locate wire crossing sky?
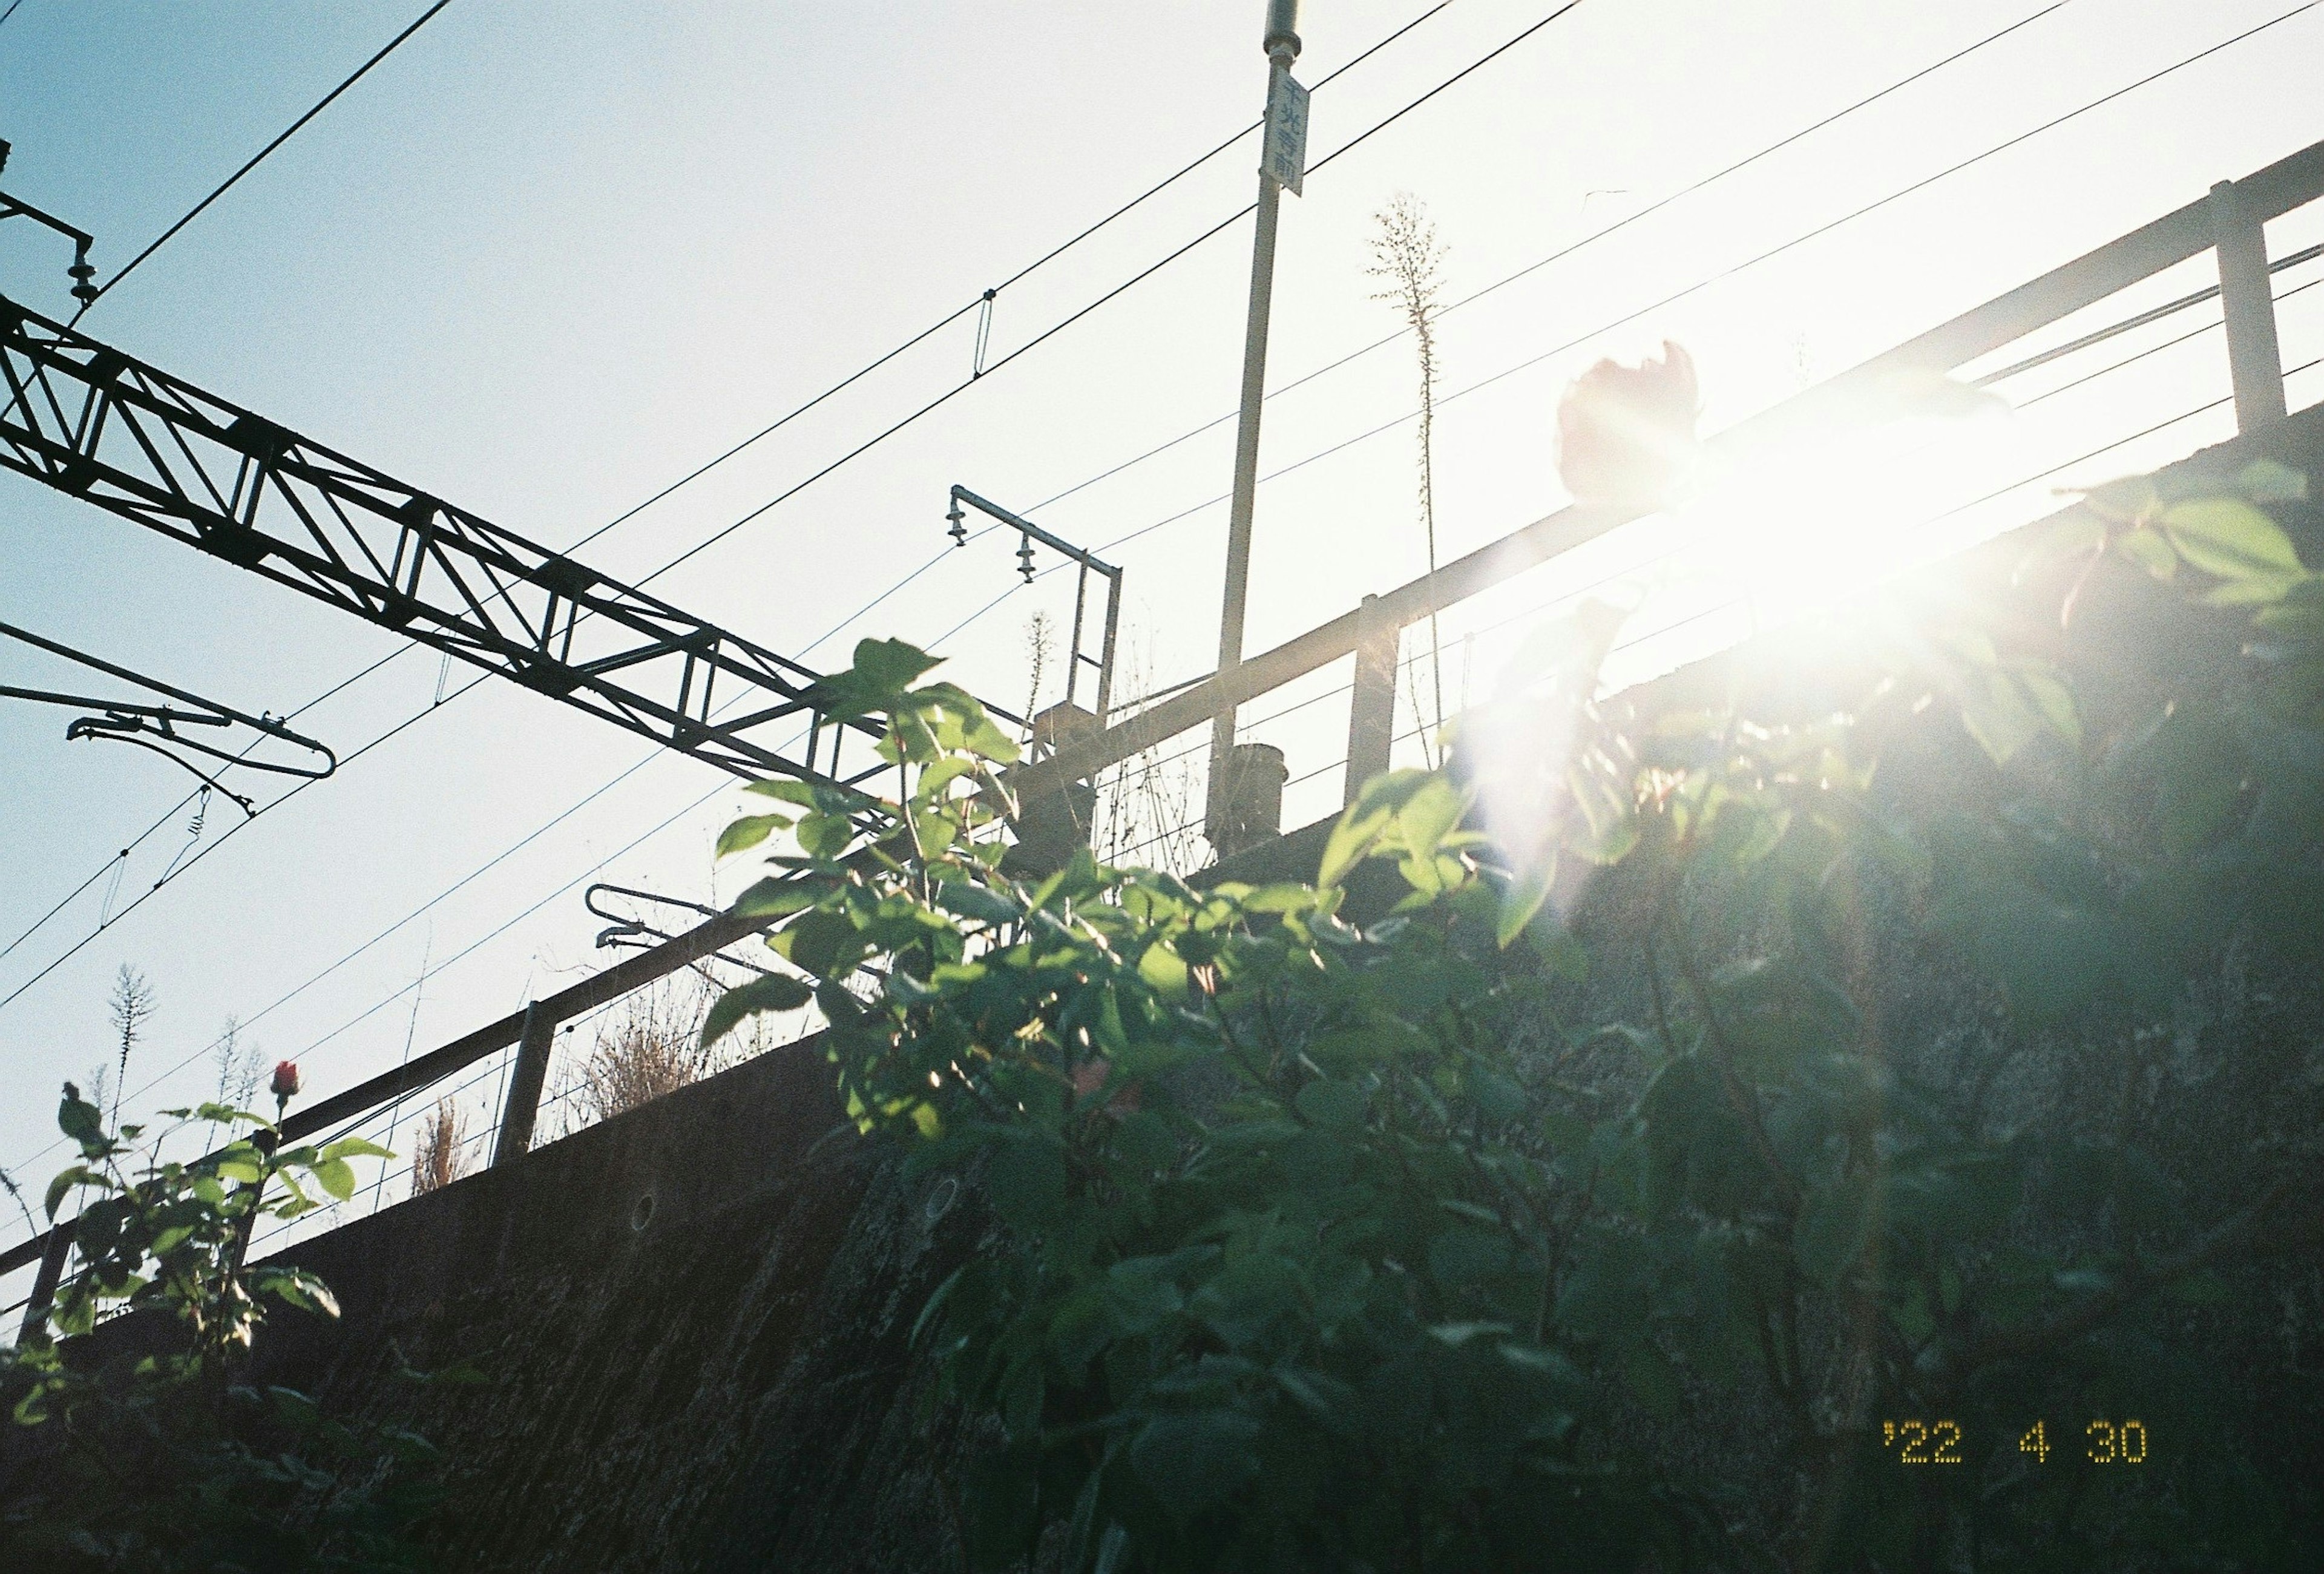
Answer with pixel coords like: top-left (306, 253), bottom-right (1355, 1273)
top-left (1, 0), bottom-right (2318, 1218)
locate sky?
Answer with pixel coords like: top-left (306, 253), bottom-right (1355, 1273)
top-left (2, 0), bottom-right (2321, 1273)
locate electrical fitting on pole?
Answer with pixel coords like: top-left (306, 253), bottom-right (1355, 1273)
top-left (1206, 0), bottom-right (1306, 851)
top-left (0, 142), bottom-right (100, 309)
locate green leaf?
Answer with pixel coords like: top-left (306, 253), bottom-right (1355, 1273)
top-left (1396, 774), bottom-right (1471, 864)
top-left (1128, 1411), bottom-right (1262, 1517)
top-left (717, 813), bottom-right (792, 858)
top-left (2237, 458), bottom-right (2308, 504)
top-left (699, 972), bottom-right (814, 1047)
top-left (1190, 1254), bottom-right (1301, 1348)
top-left (43, 1165), bottom-right (96, 1219)
top-left (214, 1147), bottom-right (267, 1185)
top-left (310, 1156), bottom-right (358, 1202)
top-left (744, 778), bottom-right (822, 807)
top-left (934, 881), bottom-right (1020, 925)
top-left (56, 1092), bottom-right (103, 1147)
top-left (853, 637), bottom-right (945, 698)
top-left (2161, 497), bottom-right (2305, 586)
top-left (984, 1132), bottom-right (1068, 1230)
top-left (2116, 526), bottom-right (2178, 579)
top-left (2079, 473), bottom-right (2161, 526)
top-left (1103, 1256), bottom-right (1187, 1337)
top-left (1137, 941), bottom-right (1189, 1000)
top-left (1497, 856), bottom-right (1555, 949)
top-left (1319, 769), bottom-right (1432, 888)
top-left (318, 1137), bottom-right (393, 1162)
top-left (769, 907), bottom-right (861, 978)
top-left (730, 876), bottom-right (824, 920)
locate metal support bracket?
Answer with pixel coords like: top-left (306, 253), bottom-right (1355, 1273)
top-left (944, 484), bottom-right (1121, 721)
top-left (491, 1002), bottom-right (560, 1166)
top-left (1344, 593), bottom-right (1399, 805)
top-left (2213, 178), bottom-right (2288, 431)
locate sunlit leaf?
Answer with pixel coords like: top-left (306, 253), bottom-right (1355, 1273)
top-left (699, 971), bottom-right (815, 1047)
top-left (2162, 497), bottom-right (2305, 585)
top-left (716, 813), bottom-right (792, 858)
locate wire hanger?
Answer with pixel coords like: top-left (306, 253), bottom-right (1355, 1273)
top-left (0, 618), bottom-right (335, 816)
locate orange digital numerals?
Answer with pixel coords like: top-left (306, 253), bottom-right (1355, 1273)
top-left (2019, 1418), bottom-right (2148, 1464)
top-left (1880, 1420), bottom-right (1964, 1464)
top-left (2085, 1418), bottom-right (2148, 1464)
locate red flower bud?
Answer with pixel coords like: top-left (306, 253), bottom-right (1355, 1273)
top-left (270, 1060), bottom-right (301, 1101)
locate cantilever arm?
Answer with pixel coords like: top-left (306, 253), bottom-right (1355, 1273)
top-left (0, 619), bottom-right (337, 803)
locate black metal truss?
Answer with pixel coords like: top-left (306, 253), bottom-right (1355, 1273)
top-left (0, 292), bottom-right (957, 787)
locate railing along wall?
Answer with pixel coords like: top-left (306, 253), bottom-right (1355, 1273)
top-left (4, 903), bottom-right (777, 1336)
top-left (1013, 137), bottom-right (2324, 819)
top-left (8, 136), bottom-right (2324, 1333)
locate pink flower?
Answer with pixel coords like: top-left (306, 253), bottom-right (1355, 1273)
top-left (270, 1061), bottom-right (301, 1101)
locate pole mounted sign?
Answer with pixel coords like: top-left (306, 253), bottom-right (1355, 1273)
top-left (1209, 0), bottom-right (1305, 844)
top-left (1263, 70), bottom-right (1308, 196)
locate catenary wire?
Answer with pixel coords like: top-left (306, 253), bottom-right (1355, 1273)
top-left (0, 534), bottom-right (985, 1172)
top-left (73, 0), bottom-right (458, 316)
top-left (625, 0), bottom-right (1597, 588)
top-left (1039, 0), bottom-right (2324, 585)
top-left (700, 0), bottom-right (2089, 661)
top-left (1, 0), bottom-right (2285, 1017)
top-left (0, 4), bottom-right (1464, 968)
top-left (0, 0), bottom-right (1584, 1023)
top-left (1107, 338), bottom-right (2324, 859)
top-left (1023, 0), bottom-right (2084, 519)
top-left (557, 1), bottom-right (1459, 563)
top-left (1, 3), bottom-right (2299, 1167)
top-left (11, 284), bottom-right (2320, 1233)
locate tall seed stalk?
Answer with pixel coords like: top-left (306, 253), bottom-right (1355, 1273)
top-left (1367, 193), bottom-right (1449, 767)
top-left (1023, 610), bottom-right (1055, 741)
top-left (106, 963), bottom-right (156, 1128)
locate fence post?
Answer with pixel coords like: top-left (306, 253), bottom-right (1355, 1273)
top-left (1344, 593), bottom-right (1399, 805)
top-left (18, 1219), bottom-right (73, 1343)
top-left (491, 1002), bottom-right (559, 1167)
top-left (2213, 179), bottom-right (2287, 431)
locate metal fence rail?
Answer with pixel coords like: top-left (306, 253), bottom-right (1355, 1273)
top-left (1011, 137), bottom-right (2324, 813)
top-left (2, 899), bottom-right (779, 1311)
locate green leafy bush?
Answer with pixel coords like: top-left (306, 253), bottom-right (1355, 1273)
top-left (2, 1084), bottom-right (451, 1571)
top-left (706, 465), bottom-right (2323, 1571)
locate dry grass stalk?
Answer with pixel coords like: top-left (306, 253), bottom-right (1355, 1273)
top-left (576, 974), bottom-right (726, 1124)
top-left (1367, 191), bottom-right (1451, 767)
top-left (1090, 630), bottom-right (1204, 873)
top-left (411, 1098), bottom-right (470, 1196)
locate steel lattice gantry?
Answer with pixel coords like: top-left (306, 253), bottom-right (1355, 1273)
top-left (0, 292), bottom-right (932, 788)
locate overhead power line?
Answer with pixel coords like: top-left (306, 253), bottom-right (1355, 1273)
top-left (905, 4), bottom-right (2324, 661)
top-left (639, 0), bottom-right (1597, 585)
top-left (563, 1), bottom-right (1459, 562)
top-left (1025, 0), bottom-right (2085, 519)
top-left (0, 2), bottom-right (1567, 987)
top-left (3, 2), bottom-right (2297, 1165)
top-left (1035, 0), bottom-right (2324, 580)
top-left (0, 4), bottom-right (1462, 974)
top-left (25, 252), bottom-right (2311, 1196)
top-left (0, 0), bottom-right (2184, 1014)
top-left (73, 0), bottom-right (458, 316)
top-left (726, 0), bottom-right (2089, 654)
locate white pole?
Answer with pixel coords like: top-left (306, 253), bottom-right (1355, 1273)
top-left (1207, 0), bottom-right (1302, 839)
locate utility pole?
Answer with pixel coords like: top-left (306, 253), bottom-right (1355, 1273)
top-left (1207, 0), bottom-right (1307, 839)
